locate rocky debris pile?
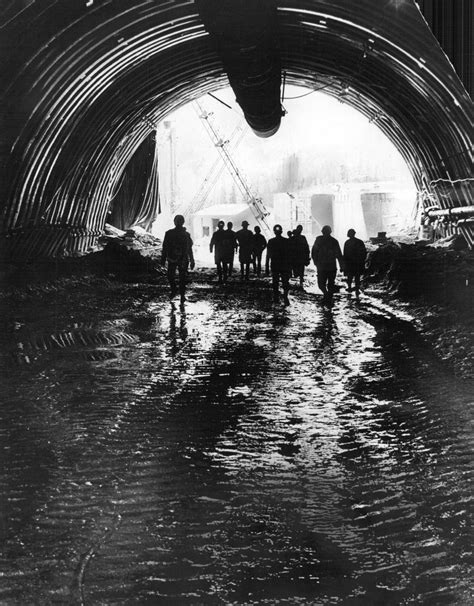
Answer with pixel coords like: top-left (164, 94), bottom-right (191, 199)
top-left (97, 225), bottom-right (166, 279)
top-left (366, 236), bottom-right (472, 310)
top-left (365, 235), bottom-right (473, 378)
top-left (427, 233), bottom-right (468, 250)
top-left (0, 226), bottom-right (166, 296)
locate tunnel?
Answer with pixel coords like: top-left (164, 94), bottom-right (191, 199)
top-left (0, 0), bottom-right (472, 261)
top-left (1, 3), bottom-right (474, 603)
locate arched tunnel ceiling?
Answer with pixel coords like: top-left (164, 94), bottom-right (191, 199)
top-left (0, 0), bottom-right (472, 259)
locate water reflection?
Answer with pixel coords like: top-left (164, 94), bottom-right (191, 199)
top-left (0, 279), bottom-right (471, 604)
top-left (168, 302), bottom-right (189, 356)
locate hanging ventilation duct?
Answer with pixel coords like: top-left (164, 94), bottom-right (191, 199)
top-left (196, 0), bottom-right (283, 138)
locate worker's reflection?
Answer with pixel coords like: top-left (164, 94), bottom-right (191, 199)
top-left (168, 302), bottom-right (188, 356)
top-left (311, 307), bottom-right (336, 369)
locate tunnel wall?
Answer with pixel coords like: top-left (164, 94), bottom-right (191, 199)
top-left (0, 0), bottom-right (472, 261)
top-left (418, 0), bottom-right (472, 97)
top-left (108, 131), bottom-right (160, 232)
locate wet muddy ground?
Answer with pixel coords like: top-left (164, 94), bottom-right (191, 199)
top-left (0, 268), bottom-right (472, 605)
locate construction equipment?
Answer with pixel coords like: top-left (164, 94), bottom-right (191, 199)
top-left (182, 121), bottom-right (246, 220)
top-left (189, 99), bottom-right (271, 231)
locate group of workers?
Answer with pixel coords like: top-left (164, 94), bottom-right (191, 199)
top-left (161, 215), bottom-right (367, 306)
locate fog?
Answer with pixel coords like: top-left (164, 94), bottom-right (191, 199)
top-left (154, 85), bottom-right (416, 242)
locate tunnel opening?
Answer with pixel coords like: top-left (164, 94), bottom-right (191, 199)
top-left (0, 0), bottom-right (472, 264)
top-left (148, 84), bottom-right (417, 260)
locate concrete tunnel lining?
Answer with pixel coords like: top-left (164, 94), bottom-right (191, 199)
top-left (0, 0), bottom-right (472, 259)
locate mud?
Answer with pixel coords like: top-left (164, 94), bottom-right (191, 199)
top-left (0, 269), bottom-right (472, 605)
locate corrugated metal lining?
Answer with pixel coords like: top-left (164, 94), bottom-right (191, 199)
top-left (0, 0), bottom-right (472, 260)
top-left (418, 0), bottom-right (472, 96)
top-left (108, 130), bottom-right (160, 231)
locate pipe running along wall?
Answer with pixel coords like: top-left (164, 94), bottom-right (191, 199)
top-left (0, 0), bottom-right (472, 260)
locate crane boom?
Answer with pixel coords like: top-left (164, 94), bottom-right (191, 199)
top-left (182, 123), bottom-right (246, 219)
top-left (193, 100), bottom-right (271, 231)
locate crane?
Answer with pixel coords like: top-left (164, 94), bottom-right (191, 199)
top-left (181, 120), bottom-right (246, 220)
top-left (188, 99), bottom-right (271, 231)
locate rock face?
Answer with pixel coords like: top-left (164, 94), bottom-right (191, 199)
top-left (1, 227), bottom-right (166, 292)
top-left (366, 239), bottom-right (473, 311)
top-left (365, 239), bottom-right (474, 378)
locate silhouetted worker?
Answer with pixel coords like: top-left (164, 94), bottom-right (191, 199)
top-left (226, 221), bottom-right (237, 275)
top-left (210, 220), bottom-right (232, 284)
top-left (161, 214), bottom-right (195, 303)
top-left (252, 225), bottom-right (267, 276)
top-left (343, 228), bottom-right (367, 299)
top-left (311, 225), bottom-right (343, 305)
top-left (236, 220), bottom-right (254, 280)
top-left (266, 224), bottom-right (291, 306)
top-left (292, 224), bottom-right (311, 289)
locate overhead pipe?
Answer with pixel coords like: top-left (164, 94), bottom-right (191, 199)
top-left (425, 205), bottom-right (474, 219)
top-left (196, 0), bottom-right (283, 138)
